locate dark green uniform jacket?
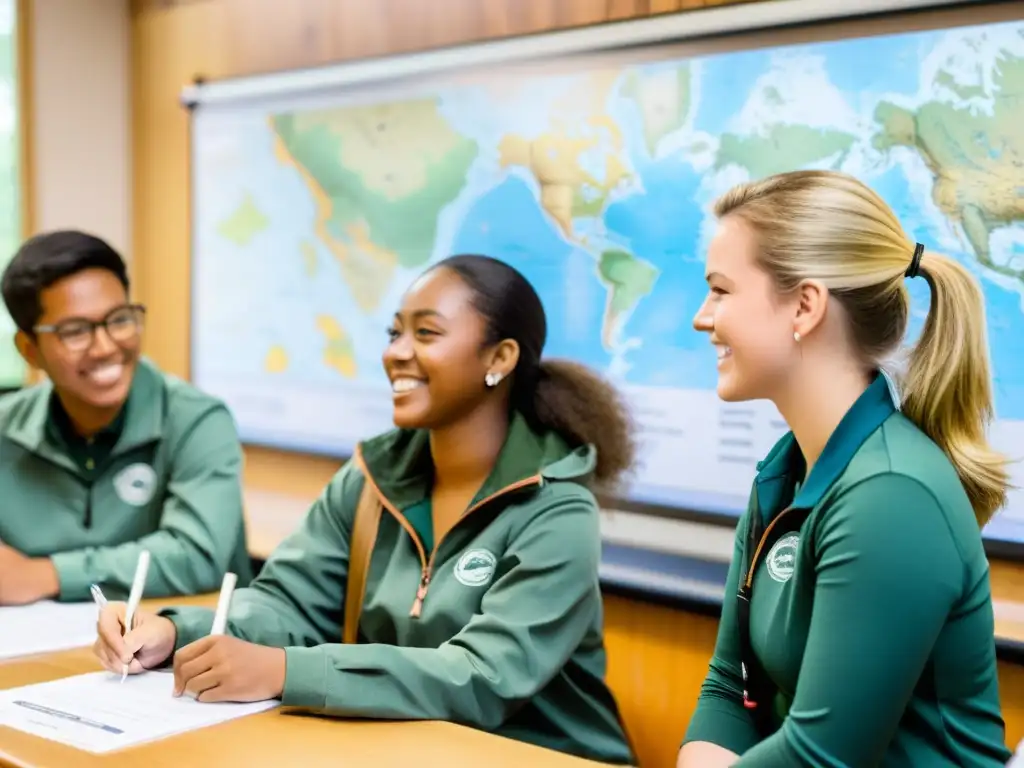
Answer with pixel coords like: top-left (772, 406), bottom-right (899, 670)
top-left (0, 358), bottom-right (252, 601)
top-left (684, 374), bottom-right (1011, 766)
top-left (164, 413), bottom-right (634, 765)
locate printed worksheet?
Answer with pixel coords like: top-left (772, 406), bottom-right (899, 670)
top-left (0, 601), bottom-right (99, 660)
top-left (0, 670), bottom-right (279, 753)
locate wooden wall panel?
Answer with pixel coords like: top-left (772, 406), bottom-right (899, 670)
top-left (603, 596), bottom-right (719, 767)
top-left (129, 1), bottom-right (1024, 766)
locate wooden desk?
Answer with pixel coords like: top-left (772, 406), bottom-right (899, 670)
top-left (0, 650), bottom-right (603, 768)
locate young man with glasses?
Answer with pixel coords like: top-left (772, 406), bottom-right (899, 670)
top-left (0, 230), bottom-right (252, 605)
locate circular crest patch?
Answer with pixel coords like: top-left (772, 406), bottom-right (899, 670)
top-left (766, 533), bottom-right (800, 583)
top-left (113, 463), bottom-right (157, 507)
top-left (454, 549), bottom-right (497, 587)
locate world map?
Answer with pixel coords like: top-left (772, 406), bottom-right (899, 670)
top-left (191, 18), bottom-right (1024, 542)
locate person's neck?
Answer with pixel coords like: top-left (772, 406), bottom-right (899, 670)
top-left (429, 405), bottom-right (509, 489)
top-left (57, 392), bottom-right (122, 439)
top-left (773, 364), bottom-right (872, 479)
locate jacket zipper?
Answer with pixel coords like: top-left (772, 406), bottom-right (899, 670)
top-left (83, 489), bottom-right (93, 529)
top-left (355, 449), bottom-right (543, 618)
top-left (410, 474), bottom-right (543, 617)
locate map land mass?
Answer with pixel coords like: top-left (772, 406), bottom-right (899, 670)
top-left (716, 123), bottom-right (857, 178)
top-left (598, 249), bottom-right (660, 348)
top-left (620, 64), bottom-right (692, 156)
top-left (873, 53), bottom-right (1024, 281)
top-left (498, 70), bottom-right (631, 237)
top-left (271, 99), bottom-right (479, 310)
top-left (218, 194), bottom-right (269, 245)
top-left (264, 345), bottom-right (289, 373)
top-left (316, 315), bottom-right (357, 378)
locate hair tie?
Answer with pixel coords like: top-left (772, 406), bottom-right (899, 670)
top-left (905, 242), bottom-right (924, 279)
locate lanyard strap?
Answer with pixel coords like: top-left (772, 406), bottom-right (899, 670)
top-left (737, 506), bottom-right (810, 736)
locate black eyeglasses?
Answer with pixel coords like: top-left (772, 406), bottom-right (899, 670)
top-left (34, 304), bottom-right (147, 353)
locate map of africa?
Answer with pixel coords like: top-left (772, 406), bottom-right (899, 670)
top-left (191, 18), bottom-right (1024, 544)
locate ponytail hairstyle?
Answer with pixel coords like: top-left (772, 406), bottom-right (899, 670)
top-left (434, 255), bottom-right (637, 490)
top-left (713, 170), bottom-right (1010, 525)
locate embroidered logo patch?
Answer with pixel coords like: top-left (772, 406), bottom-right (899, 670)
top-left (766, 533), bottom-right (799, 583)
top-left (453, 549), bottom-right (497, 587)
top-left (113, 463), bottom-right (157, 507)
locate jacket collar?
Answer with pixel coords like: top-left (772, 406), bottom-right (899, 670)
top-left (356, 410), bottom-right (597, 511)
top-left (754, 372), bottom-right (897, 521)
top-left (4, 358), bottom-right (166, 473)
top-left (47, 392), bottom-right (126, 448)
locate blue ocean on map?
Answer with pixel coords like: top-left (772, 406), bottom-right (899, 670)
top-left (603, 158), bottom-right (716, 389)
top-left (451, 176), bottom-right (614, 373)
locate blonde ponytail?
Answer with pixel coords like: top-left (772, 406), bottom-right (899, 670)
top-left (902, 251), bottom-right (1010, 525)
top-left (713, 170), bottom-right (1011, 526)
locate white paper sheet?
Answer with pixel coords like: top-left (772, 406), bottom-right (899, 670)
top-left (0, 670), bottom-right (279, 753)
top-left (0, 601), bottom-right (99, 660)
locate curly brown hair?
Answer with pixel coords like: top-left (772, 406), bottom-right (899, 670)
top-left (533, 358), bottom-right (637, 490)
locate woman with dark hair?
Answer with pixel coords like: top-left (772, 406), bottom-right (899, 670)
top-left (93, 254), bottom-right (637, 765)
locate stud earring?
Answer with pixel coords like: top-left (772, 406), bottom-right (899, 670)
top-left (793, 332), bottom-right (801, 342)
top-left (485, 372), bottom-right (503, 388)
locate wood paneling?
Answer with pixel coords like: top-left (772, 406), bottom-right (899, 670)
top-left (130, 1), bottom-right (1024, 766)
top-left (603, 596), bottom-right (718, 767)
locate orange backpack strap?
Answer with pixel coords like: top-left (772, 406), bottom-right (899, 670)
top-left (342, 474), bottom-right (383, 644)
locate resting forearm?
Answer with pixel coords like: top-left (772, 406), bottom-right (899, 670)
top-left (678, 741), bottom-right (739, 767)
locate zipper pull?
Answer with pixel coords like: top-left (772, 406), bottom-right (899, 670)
top-left (410, 571), bottom-right (430, 618)
top-left (741, 662), bottom-right (757, 709)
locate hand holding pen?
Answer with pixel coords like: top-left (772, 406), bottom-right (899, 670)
top-left (171, 572), bottom-right (286, 703)
top-left (92, 568), bottom-right (241, 685)
top-left (92, 550), bottom-right (177, 677)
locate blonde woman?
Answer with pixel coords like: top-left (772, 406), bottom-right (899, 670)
top-left (678, 170), bottom-right (1012, 767)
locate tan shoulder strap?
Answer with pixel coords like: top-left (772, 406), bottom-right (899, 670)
top-left (343, 474), bottom-right (383, 644)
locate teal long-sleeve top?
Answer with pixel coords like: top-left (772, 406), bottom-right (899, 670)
top-left (683, 375), bottom-right (1011, 767)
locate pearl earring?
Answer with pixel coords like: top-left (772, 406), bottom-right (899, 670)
top-left (793, 332), bottom-right (801, 342)
top-left (485, 372), bottom-right (502, 388)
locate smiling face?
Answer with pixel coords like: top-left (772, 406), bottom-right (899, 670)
top-left (693, 216), bottom-right (800, 402)
top-left (382, 267), bottom-right (516, 430)
top-left (18, 267), bottom-right (142, 413)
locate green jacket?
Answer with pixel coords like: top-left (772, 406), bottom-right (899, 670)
top-left (164, 413), bottom-right (634, 765)
top-left (683, 374), bottom-right (1011, 766)
top-left (0, 358), bottom-right (252, 601)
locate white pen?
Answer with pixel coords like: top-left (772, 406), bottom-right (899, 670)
top-left (121, 550), bottom-right (151, 683)
top-left (89, 583), bottom-right (108, 609)
top-left (209, 572), bottom-right (238, 636)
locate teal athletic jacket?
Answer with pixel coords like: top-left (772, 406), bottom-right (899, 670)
top-left (163, 412), bottom-right (635, 765)
top-left (0, 358), bottom-right (252, 600)
top-left (684, 373), bottom-right (1011, 766)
